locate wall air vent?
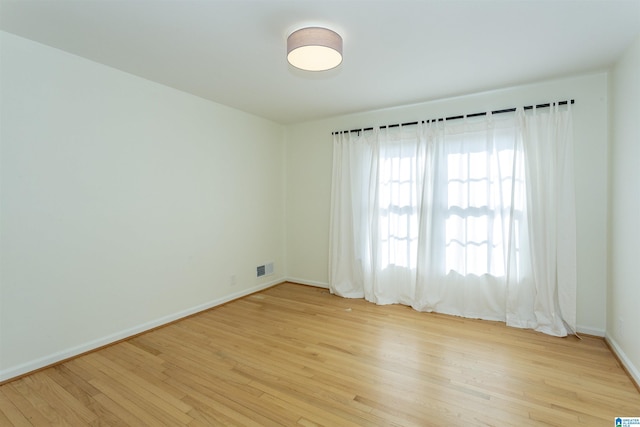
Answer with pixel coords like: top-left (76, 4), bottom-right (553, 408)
top-left (257, 262), bottom-right (274, 278)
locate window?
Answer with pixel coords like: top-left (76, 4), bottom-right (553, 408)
top-left (377, 123), bottom-right (524, 278)
top-left (378, 151), bottom-right (420, 270)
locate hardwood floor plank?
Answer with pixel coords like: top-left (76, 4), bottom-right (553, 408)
top-left (0, 388), bottom-right (34, 427)
top-left (21, 373), bottom-right (97, 425)
top-left (164, 375), bottom-right (289, 427)
top-left (90, 352), bottom-right (191, 414)
top-left (87, 377), bottom-right (171, 426)
top-left (5, 379), bottom-right (70, 426)
top-left (89, 391), bottom-right (147, 426)
top-left (182, 394), bottom-right (253, 427)
top-left (1, 282), bottom-right (638, 426)
top-left (236, 364), bottom-right (385, 426)
top-left (81, 354), bottom-right (194, 424)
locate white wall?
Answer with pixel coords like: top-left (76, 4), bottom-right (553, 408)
top-left (608, 33), bottom-right (640, 384)
top-left (286, 73), bottom-right (610, 337)
top-left (0, 32), bottom-right (285, 381)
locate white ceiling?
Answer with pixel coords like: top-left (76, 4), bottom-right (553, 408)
top-left (1, 0), bottom-right (639, 124)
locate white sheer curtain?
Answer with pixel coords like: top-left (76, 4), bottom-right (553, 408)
top-left (329, 104), bottom-right (576, 336)
top-left (517, 104), bottom-right (576, 335)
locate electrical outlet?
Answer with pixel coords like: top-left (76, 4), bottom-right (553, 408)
top-left (230, 275), bottom-right (236, 287)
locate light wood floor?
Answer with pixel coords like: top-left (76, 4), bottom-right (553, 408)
top-left (1, 282), bottom-right (638, 426)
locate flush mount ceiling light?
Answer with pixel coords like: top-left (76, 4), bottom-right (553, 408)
top-left (287, 27), bottom-right (343, 71)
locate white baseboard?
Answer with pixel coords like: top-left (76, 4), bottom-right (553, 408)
top-left (8, 277), bottom-right (620, 387)
top-left (605, 333), bottom-right (640, 388)
top-left (576, 325), bottom-right (605, 337)
top-left (0, 278), bottom-right (283, 383)
top-left (286, 277), bottom-right (329, 289)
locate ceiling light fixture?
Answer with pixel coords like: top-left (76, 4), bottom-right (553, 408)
top-left (287, 27), bottom-right (343, 71)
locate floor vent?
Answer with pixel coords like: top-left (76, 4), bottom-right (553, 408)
top-left (257, 262), bottom-right (274, 278)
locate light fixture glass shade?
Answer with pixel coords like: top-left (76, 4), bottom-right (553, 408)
top-left (287, 27), bottom-right (343, 71)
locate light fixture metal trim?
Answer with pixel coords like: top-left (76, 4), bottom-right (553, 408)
top-left (287, 27), bottom-right (343, 71)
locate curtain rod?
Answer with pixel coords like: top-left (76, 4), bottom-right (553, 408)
top-left (331, 99), bottom-right (575, 135)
